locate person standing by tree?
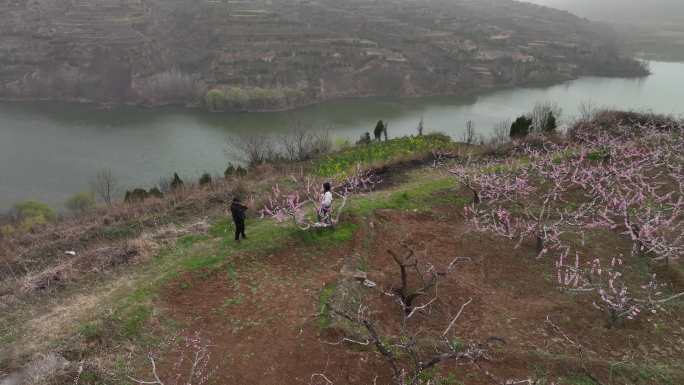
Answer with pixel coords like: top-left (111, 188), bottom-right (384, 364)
top-left (319, 182), bottom-right (333, 225)
top-left (230, 197), bottom-right (248, 242)
top-left (374, 120), bottom-right (385, 141)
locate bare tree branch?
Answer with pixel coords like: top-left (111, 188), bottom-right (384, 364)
top-left (442, 298), bottom-right (473, 338)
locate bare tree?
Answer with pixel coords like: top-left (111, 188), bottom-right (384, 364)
top-left (328, 244), bottom-right (486, 385)
top-left (491, 119), bottom-right (511, 145)
top-left (462, 120), bottom-right (476, 145)
top-left (226, 135), bottom-right (278, 167)
top-left (90, 168), bottom-right (118, 207)
top-left (530, 102), bottom-right (562, 133)
top-left (127, 333), bottom-right (216, 385)
top-left (387, 246), bottom-right (438, 315)
top-left (577, 100), bottom-right (598, 123)
top-left (280, 130), bottom-right (332, 161)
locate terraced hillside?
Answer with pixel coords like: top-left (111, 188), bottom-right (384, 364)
top-left (0, 0), bottom-right (646, 109)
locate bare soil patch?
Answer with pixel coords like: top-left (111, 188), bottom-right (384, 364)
top-left (159, 206), bottom-right (684, 384)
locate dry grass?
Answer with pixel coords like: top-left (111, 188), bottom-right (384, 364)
top-left (0, 163), bottom-right (299, 294)
top-left (5, 274), bottom-right (135, 368)
top-left (0, 161), bottom-right (320, 376)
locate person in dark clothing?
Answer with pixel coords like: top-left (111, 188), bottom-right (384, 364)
top-left (374, 120), bottom-right (385, 141)
top-left (230, 197), bottom-right (248, 241)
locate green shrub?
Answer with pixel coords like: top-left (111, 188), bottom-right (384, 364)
top-left (225, 87), bottom-right (249, 110)
top-left (224, 164), bottom-right (236, 178)
top-left (18, 215), bottom-right (49, 232)
top-left (205, 89), bottom-right (227, 111)
top-left (8, 200), bottom-right (55, 233)
top-left (13, 200), bottom-right (56, 222)
top-left (0, 224), bottom-right (15, 237)
top-left (356, 132), bottom-right (372, 145)
top-left (124, 188), bottom-right (149, 203)
top-left (148, 187), bottom-right (164, 199)
top-left (65, 192), bottom-right (96, 213)
top-left (220, 86), bottom-right (304, 110)
top-left (235, 166), bottom-right (247, 177)
top-left (587, 148), bottom-right (610, 162)
top-left (199, 172), bottom-right (212, 186)
top-left (510, 115), bottom-right (532, 138)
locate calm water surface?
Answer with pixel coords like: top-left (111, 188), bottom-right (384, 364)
top-left (1, 61), bottom-right (683, 210)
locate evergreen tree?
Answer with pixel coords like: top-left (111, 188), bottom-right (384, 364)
top-left (543, 113), bottom-right (557, 133)
top-left (148, 187), bottom-right (164, 199)
top-left (510, 115), bottom-right (532, 138)
top-left (199, 172), bottom-right (212, 186)
top-left (170, 172), bottom-right (184, 190)
top-left (224, 164), bottom-right (236, 179)
top-left (125, 188), bottom-right (149, 203)
top-left (235, 166), bottom-right (247, 177)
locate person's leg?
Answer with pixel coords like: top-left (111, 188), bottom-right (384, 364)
top-left (240, 220), bottom-right (247, 238)
top-left (234, 220), bottom-right (241, 241)
top-left (322, 207), bottom-right (331, 224)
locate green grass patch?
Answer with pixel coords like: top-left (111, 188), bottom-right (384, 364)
top-left (350, 177), bottom-right (460, 216)
top-left (118, 304), bottom-right (152, 338)
top-left (78, 321), bottom-right (105, 341)
top-left (208, 217), bottom-right (234, 238)
top-left (180, 253), bottom-right (225, 271)
top-left (609, 362), bottom-right (678, 385)
top-left (561, 374), bottom-right (598, 385)
top-left (318, 283), bottom-right (337, 329)
top-left (177, 234), bottom-right (210, 248)
top-left (314, 134), bottom-right (456, 177)
top-left (418, 368), bottom-right (463, 385)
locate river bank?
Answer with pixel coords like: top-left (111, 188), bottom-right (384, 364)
top-left (0, 61), bottom-right (681, 211)
top-left (0, 65), bottom-right (648, 113)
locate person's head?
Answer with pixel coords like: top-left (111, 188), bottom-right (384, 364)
top-left (323, 182), bottom-right (331, 192)
top-left (233, 196), bottom-right (241, 203)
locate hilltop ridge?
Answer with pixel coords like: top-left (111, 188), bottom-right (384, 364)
top-left (0, 0), bottom-right (646, 110)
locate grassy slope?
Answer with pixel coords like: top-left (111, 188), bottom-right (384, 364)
top-left (2, 134), bottom-right (683, 384)
top-left (0, 136), bottom-right (463, 380)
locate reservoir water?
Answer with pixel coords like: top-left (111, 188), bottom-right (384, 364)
top-left (1, 61), bottom-right (683, 211)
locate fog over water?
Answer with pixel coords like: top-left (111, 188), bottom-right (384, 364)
top-left (1, 61), bottom-right (684, 211)
top-left (525, 0), bottom-right (684, 23)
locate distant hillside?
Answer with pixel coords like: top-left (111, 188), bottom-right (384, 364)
top-left (0, 0), bottom-right (647, 110)
top-left (529, 0), bottom-right (684, 61)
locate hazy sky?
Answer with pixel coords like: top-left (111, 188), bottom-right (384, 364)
top-left (524, 0), bottom-right (684, 24)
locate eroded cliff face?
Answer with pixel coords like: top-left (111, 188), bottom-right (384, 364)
top-left (0, 0), bottom-right (646, 109)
